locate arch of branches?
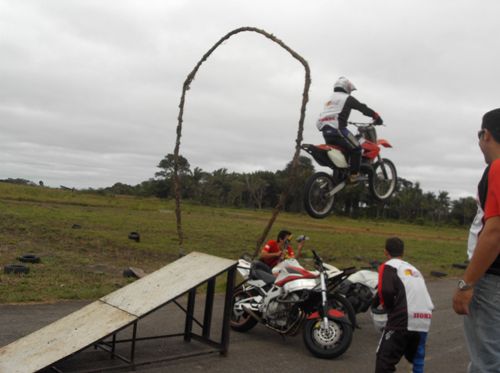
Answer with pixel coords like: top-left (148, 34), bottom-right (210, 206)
top-left (173, 26), bottom-right (311, 257)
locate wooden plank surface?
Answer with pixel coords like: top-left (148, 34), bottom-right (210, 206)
top-left (101, 251), bottom-right (236, 316)
top-left (0, 252), bottom-right (236, 373)
top-left (0, 301), bottom-right (136, 373)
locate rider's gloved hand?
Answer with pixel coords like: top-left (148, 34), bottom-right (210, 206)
top-left (373, 115), bottom-right (383, 125)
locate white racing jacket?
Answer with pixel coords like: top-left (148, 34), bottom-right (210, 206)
top-left (317, 91), bottom-right (378, 131)
top-left (378, 258), bottom-right (434, 332)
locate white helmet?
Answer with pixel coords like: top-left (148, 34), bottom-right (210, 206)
top-left (334, 77), bottom-right (357, 94)
top-left (370, 304), bottom-right (387, 333)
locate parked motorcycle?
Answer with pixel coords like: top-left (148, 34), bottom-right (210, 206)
top-left (337, 269), bottom-right (378, 314)
top-left (235, 255), bottom-right (357, 328)
top-left (231, 250), bottom-right (354, 359)
top-left (301, 121), bottom-right (397, 219)
top-left (338, 268), bottom-right (388, 332)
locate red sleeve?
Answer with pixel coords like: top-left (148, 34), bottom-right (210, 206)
top-left (485, 159), bottom-right (500, 220)
top-left (262, 241), bottom-right (275, 253)
top-left (286, 246), bottom-right (295, 258)
top-left (377, 263), bottom-right (386, 306)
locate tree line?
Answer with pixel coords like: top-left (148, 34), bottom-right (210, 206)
top-left (92, 154), bottom-right (478, 227)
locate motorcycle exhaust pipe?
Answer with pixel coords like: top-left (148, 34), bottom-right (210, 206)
top-left (242, 306), bottom-right (263, 323)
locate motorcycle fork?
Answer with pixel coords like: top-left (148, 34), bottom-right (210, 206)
top-left (377, 155), bottom-right (389, 179)
top-left (319, 272), bottom-right (330, 330)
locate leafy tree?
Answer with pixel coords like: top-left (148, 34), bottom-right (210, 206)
top-left (155, 154), bottom-right (191, 179)
top-left (278, 156), bottom-right (315, 212)
top-left (155, 153), bottom-right (192, 198)
top-left (450, 197), bottom-right (477, 226)
top-left (245, 172), bottom-right (268, 209)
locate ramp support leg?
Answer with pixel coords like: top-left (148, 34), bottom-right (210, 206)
top-left (130, 321), bottom-right (138, 362)
top-left (111, 333), bottom-right (116, 357)
top-left (202, 277), bottom-right (216, 338)
top-left (184, 288), bottom-right (196, 342)
top-left (220, 267), bottom-right (236, 356)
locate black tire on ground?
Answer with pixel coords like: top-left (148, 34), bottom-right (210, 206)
top-left (369, 158), bottom-right (397, 201)
top-left (327, 293), bottom-right (357, 329)
top-left (123, 268), bottom-right (136, 278)
top-left (18, 254), bottom-right (41, 264)
top-left (304, 172), bottom-right (336, 219)
top-left (230, 288), bottom-right (259, 332)
top-left (128, 232), bottom-right (140, 242)
top-left (4, 264), bottom-right (30, 275)
top-left (303, 316), bottom-right (353, 359)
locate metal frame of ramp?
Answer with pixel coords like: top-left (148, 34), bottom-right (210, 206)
top-left (0, 252), bottom-right (237, 373)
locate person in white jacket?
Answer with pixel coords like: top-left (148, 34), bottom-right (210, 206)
top-left (317, 77), bottom-right (383, 183)
top-left (375, 237), bottom-right (434, 373)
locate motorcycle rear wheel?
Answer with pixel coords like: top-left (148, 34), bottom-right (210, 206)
top-left (304, 172), bottom-right (336, 219)
top-left (230, 288), bottom-right (258, 332)
top-left (369, 158), bottom-right (397, 201)
top-left (303, 316), bottom-right (353, 359)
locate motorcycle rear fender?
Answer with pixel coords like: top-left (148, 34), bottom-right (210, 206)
top-left (377, 138), bottom-right (392, 148)
top-left (307, 308), bottom-right (346, 321)
top-left (301, 144), bottom-right (337, 168)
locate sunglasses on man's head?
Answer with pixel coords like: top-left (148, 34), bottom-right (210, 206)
top-left (478, 129), bottom-right (486, 139)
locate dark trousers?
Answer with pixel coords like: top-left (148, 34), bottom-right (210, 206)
top-left (375, 329), bottom-right (427, 373)
top-left (250, 260), bottom-right (275, 284)
top-left (322, 127), bottom-right (361, 175)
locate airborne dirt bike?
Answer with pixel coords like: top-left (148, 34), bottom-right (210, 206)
top-left (301, 121), bottom-right (397, 219)
top-left (231, 250), bottom-right (355, 359)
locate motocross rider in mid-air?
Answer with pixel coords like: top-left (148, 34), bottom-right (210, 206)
top-left (317, 77), bottom-right (383, 183)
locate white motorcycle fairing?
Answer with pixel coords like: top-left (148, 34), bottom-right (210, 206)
top-left (327, 148), bottom-right (349, 168)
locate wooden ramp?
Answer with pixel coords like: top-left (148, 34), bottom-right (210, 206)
top-left (0, 252), bottom-right (237, 373)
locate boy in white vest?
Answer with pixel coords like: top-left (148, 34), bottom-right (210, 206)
top-left (375, 237), bottom-right (434, 373)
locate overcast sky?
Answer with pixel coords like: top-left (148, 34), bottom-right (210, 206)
top-left (1, 0), bottom-right (499, 199)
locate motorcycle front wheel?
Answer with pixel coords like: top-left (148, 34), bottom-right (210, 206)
top-left (230, 287), bottom-right (258, 332)
top-left (303, 316), bottom-right (353, 359)
top-left (304, 172), bottom-right (336, 219)
top-left (369, 158), bottom-right (397, 201)
top-left (327, 293), bottom-right (357, 329)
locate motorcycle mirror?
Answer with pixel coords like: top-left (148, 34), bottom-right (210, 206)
top-left (296, 235), bottom-right (309, 243)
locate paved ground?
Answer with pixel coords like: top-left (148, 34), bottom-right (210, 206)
top-left (0, 278), bottom-right (469, 372)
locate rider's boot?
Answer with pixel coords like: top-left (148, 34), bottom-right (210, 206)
top-left (348, 173), bottom-right (361, 184)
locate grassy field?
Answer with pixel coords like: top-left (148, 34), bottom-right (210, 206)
top-left (0, 182), bottom-right (469, 303)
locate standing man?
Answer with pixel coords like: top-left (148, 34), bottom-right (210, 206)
top-left (375, 237), bottom-right (434, 373)
top-left (453, 108), bottom-right (500, 372)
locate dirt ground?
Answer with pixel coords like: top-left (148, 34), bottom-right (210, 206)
top-left (0, 278), bottom-right (469, 373)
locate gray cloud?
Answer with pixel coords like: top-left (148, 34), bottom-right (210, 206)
top-left (1, 0), bottom-right (499, 197)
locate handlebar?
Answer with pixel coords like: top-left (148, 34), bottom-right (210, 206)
top-left (311, 249), bottom-right (325, 270)
top-left (348, 121), bottom-right (385, 127)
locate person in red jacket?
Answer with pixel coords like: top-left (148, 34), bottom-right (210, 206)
top-left (375, 237), bottom-right (434, 373)
top-left (249, 230), bottom-right (306, 284)
top-left (259, 229), bottom-right (304, 269)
